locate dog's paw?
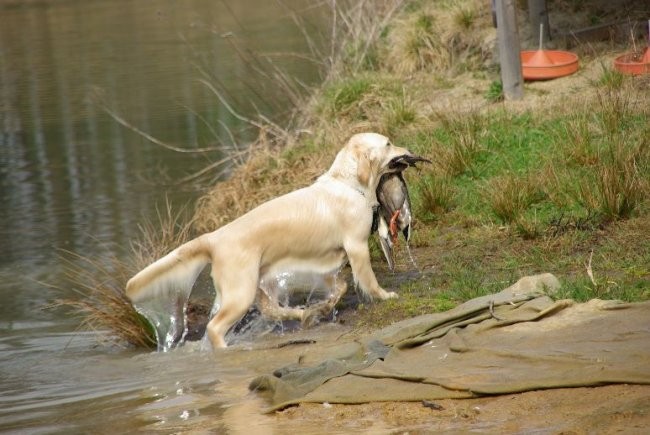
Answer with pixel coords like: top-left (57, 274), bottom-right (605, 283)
top-left (376, 289), bottom-right (398, 300)
top-left (301, 301), bottom-right (334, 328)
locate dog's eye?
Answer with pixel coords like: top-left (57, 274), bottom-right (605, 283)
top-left (386, 141), bottom-right (391, 147)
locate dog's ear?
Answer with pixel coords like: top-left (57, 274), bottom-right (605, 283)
top-left (356, 150), bottom-right (371, 187)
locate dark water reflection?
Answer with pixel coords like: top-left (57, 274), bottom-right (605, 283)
top-left (0, 325), bottom-right (238, 432)
top-left (0, 0), bottom-right (328, 321)
top-left (0, 1), bottom-right (331, 430)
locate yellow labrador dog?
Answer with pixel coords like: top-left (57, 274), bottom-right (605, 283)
top-left (126, 132), bottom-right (422, 349)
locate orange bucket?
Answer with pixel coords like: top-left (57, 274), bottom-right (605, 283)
top-left (521, 50), bottom-right (579, 80)
top-left (613, 47), bottom-right (650, 75)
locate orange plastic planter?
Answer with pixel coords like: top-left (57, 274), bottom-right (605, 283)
top-left (521, 50), bottom-right (579, 80)
top-left (613, 47), bottom-right (650, 75)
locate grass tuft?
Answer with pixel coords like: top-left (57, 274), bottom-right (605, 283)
top-left (453, 6), bottom-right (476, 30)
top-left (484, 173), bottom-right (545, 224)
top-left (49, 251), bottom-right (157, 349)
top-left (383, 0), bottom-right (490, 74)
top-left (432, 111), bottom-right (486, 177)
top-left (594, 64), bottom-right (624, 91)
top-left (485, 80), bottom-right (504, 103)
top-left (50, 201), bottom-right (194, 348)
top-left (575, 141), bottom-right (648, 221)
top-left (414, 173), bottom-right (456, 221)
top-left (381, 87), bottom-right (418, 136)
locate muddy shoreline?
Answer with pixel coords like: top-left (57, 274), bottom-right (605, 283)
top-left (274, 384), bottom-right (650, 433)
top-left (209, 310), bottom-right (650, 434)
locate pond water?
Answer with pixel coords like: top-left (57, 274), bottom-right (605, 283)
top-left (0, 0), bottom-right (334, 431)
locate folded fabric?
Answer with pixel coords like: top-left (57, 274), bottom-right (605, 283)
top-left (250, 274), bottom-right (650, 411)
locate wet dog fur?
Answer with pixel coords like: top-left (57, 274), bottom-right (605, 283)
top-left (126, 133), bottom-right (417, 349)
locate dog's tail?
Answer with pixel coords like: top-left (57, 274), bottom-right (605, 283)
top-left (126, 235), bottom-right (212, 304)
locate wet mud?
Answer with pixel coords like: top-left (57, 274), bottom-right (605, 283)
top-left (198, 321), bottom-right (650, 434)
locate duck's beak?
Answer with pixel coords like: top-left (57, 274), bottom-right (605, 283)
top-left (388, 154), bottom-right (431, 171)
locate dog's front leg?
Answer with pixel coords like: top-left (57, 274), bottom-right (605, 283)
top-left (345, 240), bottom-right (398, 300)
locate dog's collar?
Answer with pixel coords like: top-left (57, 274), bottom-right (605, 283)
top-left (319, 174), bottom-right (368, 199)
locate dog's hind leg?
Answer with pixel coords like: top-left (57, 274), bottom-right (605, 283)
top-left (256, 290), bottom-right (305, 321)
top-left (206, 268), bottom-right (258, 349)
top-left (301, 278), bottom-right (348, 327)
top-left (257, 275), bottom-right (348, 327)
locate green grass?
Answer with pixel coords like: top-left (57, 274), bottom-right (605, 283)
top-left (318, 73), bottom-right (410, 128)
top-left (64, 0), bottom-right (650, 346)
top-left (350, 77), bottom-right (649, 327)
top-left (214, 0), bottom-right (650, 332)
top-left (320, 75), bottom-right (374, 119)
top-left (401, 97), bottom-right (649, 230)
top-left (485, 80), bottom-right (504, 103)
top-left (555, 275), bottom-right (650, 303)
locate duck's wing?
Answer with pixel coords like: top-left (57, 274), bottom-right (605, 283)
top-left (377, 174), bottom-right (406, 219)
top-left (377, 215), bottom-right (395, 272)
top-left (396, 172), bottom-right (412, 242)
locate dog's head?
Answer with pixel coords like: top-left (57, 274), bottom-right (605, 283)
top-left (328, 133), bottom-right (429, 191)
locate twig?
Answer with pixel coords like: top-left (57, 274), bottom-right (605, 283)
top-left (100, 104), bottom-right (221, 154)
top-left (177, 102), bottom-right (227, 146)
top-left (197, 78), bottom-right (266, 129)
top-left (489, 300), bottom-right (504, 321)
top-left (275, 339), bottom-right (317, 348)
top-left (178, 150), bottom-right (249, 184)
top-left (586, 250), bottom-right (597, 286)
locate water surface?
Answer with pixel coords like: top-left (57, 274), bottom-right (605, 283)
top-left (0, 0), bottom-right (331, 431)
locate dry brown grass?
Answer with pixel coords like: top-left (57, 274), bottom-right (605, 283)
top-left (130, 199), bottom-right (196, 266)
top-left (50, 201), bottom-right (195, 348)
top-left (383, 0), bottom-right (492, 74)
top-left (323, 0), bottom-right (406, 77)
top-left (49, 251), bottom-right (156, 349)
top-left (192, 131), bottom-right (329, 232)
top-left (192, 0), bottom-right (407, 233)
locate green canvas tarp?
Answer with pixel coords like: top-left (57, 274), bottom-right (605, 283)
top-left (250, 274), bottom-right (650, 411)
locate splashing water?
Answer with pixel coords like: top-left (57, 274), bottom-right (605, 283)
top-left (224, 309), bottom-right (276, 347)
top-left (259, 269), bottom-right (340, 308)
top-left (133, 268), bottom-right (342, 351)
top-left (133, 292), bottom-right (191, 352)
top-left (405, 243), bottom-right (421, 273)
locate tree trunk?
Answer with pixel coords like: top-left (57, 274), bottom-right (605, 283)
top-left (495, 0), bottom-right (524, 100)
